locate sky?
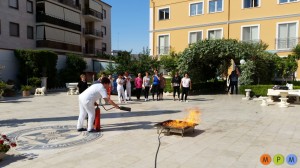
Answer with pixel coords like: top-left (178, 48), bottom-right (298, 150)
top-left (103, 0), bottom-right (149, 54)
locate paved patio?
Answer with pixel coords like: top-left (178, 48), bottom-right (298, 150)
top-left (1, 92), bottom-right (300, 168)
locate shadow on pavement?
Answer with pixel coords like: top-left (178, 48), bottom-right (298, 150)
top-left (0, 153), bottom-right (39, 167)
top-left (0, 110), bottom-right (181, 127)
top-left (101, 121), bottom-right (155, 132)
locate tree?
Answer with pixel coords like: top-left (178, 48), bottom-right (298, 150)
top-left (159, 51), bottom-right (179, 75)
top-left (239, 60), bottom-right (255, 85)
top-left (178, 39), bottom-right (240, 82)
top-left (58, 54), bottom-right (87, 84)
top-left (276, 55), bottom-right (298, 83)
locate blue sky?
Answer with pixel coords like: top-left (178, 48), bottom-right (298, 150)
top-left (103, 0), bottom-right (149, 54)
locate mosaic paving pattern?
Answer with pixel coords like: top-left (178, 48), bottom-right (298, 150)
top-left (7, 125), bottom-right (101, 151)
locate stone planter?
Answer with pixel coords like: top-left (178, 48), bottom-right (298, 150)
top-left (0, 152), bottom-right (6, 161)
top-left (22, 90), bottom-right (30, 97)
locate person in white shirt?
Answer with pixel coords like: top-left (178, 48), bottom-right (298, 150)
top-left (77, 77), bottom-right (120, 132)
top-left (143, 72), bottom-right (151, 101)
top-left (180, 73), bottom-right (192, 102)
top-left (124, 71), bottom-right (132, 101)
top-left (116, 74), bottom-right (126, 104)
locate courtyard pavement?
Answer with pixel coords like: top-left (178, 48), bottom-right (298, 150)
top-left (0, 92), bottom-right (300, 168)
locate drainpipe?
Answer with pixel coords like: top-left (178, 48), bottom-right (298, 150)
top-left (227, 0), bottom-right (230, 39)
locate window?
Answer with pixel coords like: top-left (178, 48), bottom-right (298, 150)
top-left (277, 22), bottom-right (298, 49)
top-left (243, 0), bottom-right (259, 8)
top-left (159, 8), bottom-right (170, 20)
top-left (279, 0), bottom-right (298, 3)
top-left (209, 0), bottom-right (223, 13)
top-left (27, 0), bottom-right (33, 13)
top-left (102, 9), bottom-right (106, 19)
top-left (102, 43), bottom-right (107, 51)
top-left (27, 26), bottom-right (34, 39)
top-left (9, 0), bottom-right (18, 9)
top-left (190, 2), bottom-right (204, 16)
top-left (242, 25), bottom-right (259, 42)
top-left (189, 31), bottom-right (202, 44)
top-left (101, 26), bottom-right (106, 35)
top-left (9, 22), bottom-right (19, 37)
top-left (158, 35), bottom-right (170, 55)
top-left (208, 29), bottom-right (222, 39)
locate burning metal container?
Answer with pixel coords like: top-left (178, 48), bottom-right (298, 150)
top-left (154, 108), bottom-right (201, 137)
top-left (154, 120), bottom-right (198, 137)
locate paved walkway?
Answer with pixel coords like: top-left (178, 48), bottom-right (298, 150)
top-left (1, 92), bottom-right (300, 168)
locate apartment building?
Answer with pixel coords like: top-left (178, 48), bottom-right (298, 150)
top-left (149, 0), bottom-right (300, 80)
top-left (0, 0), bottom-right (36, 49)
top-left (0, 0), bottom-right (111, 81)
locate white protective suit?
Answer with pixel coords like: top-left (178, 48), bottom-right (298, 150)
top-left (77, 83), bottom-right (107, 131)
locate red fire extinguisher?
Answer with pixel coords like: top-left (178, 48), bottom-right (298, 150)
top-left (94, 105), bottom-right (101, 131)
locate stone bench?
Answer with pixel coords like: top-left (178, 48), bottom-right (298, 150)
top-left (66, 83), bottom-right (78, 95)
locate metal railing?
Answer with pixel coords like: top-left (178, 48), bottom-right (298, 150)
top-left (82, 8), bottom-right (103, 20)
top-left (82, 28), bottom-right (103, 37)
top-left (275, 37), bottom-right (300, 50)
top-left (37, 40), bottom-right (82, 52)
top-left (82, 47), bottom-right (103, 55)
top-left (37, 0), bottom-right (81, 10)
top-left (157, 46), bottom-right (170, 55)
top-left (36, 13), bottom-right (81, 32)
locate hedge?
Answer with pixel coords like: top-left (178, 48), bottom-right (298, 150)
top-left (239, 85), bottom-right (300, 97)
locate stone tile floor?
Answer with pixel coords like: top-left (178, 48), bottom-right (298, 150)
top-left (0, 92), bottom-right (300, 168)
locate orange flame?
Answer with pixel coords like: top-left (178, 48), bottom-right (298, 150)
top-left (163, 108), bottom-right (201, 128)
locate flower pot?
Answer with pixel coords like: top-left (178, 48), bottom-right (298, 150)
top-left (0, 152), bottom-right (6, 161)
top-left (22, 90), bottom-right (30, 97)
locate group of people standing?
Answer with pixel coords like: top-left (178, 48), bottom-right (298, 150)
top-left (122, 71), bottom-right (192, 103)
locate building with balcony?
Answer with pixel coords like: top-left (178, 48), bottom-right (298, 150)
top-left (0, 0), bottom-right (112, 81)
top-left (149, 0), bottom-right (300, 80)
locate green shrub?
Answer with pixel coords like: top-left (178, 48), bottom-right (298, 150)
top-left (28, 77), bottom-right (41, 87)
top-left (239, 85), bottom-right (273, 96)
top-left (21, 85), bottom-right (32, 91)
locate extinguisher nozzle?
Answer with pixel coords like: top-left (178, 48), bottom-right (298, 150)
top-left (120, 106), bottom-right (131, 112)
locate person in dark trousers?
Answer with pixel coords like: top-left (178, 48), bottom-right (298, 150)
top-left (152, 70), bottom-right (160, 101)
top-left (228, 67), bottom-right (240, 94)
top-left (134, 73), bottom-right (143, 100)
top-left (171, 72), bottom-right (181, 101)
top-left (77, 74), bottom-right (88, 94)
top-left (180, 73), bottom-right (192, 102)
top-left (143, 72), bottom-right (151, 101)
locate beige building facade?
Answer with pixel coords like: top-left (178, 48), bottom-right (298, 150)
top-left (150, 0), bottom-right (300, 80)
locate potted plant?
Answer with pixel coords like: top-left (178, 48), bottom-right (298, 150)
top-left (21, 85), bottom-right (32, 97)
top-left (0, 133), bottom-right (17, 161)
top-left (0, 82), bottom-right (6, 100)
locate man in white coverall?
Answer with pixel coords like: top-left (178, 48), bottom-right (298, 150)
top-left (77, 77), bottom-right (120, 132)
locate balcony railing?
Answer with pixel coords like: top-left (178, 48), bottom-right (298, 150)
top-left (83, 47), bottom-right (103, 55)
top-left (37, 0), bottom-right (81, 10)
top-left (36, 13), bottom-right (81, 32)
top-left (157, 46), bottom-right (170, 55)
top-left (37, 40), bottom-right (82, 52)
top-left (275, 37), bottom-right (300, 50)
top-left (83, 8), bottom-right (103, 20)
top-left (83, 28), bottom-right (103, 38)
top-left (241, 39), bottom-right (261, 43)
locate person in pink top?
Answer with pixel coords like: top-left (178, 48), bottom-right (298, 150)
top-left (134, 73), bottom-right (143, 100)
